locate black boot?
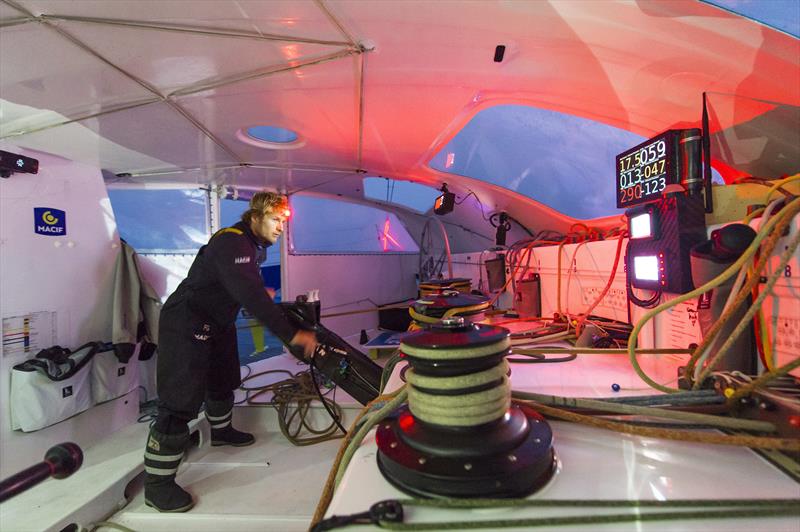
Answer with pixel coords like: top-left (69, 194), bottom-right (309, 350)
top-left (206, 394), bottom-right (255, 447)
top-left (144, 428), bottom-right (194, 512)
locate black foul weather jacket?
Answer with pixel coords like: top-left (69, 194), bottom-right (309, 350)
top-left (156, 221), bottom-right (297, 417)
top-left (164, 221), bottom-right (297, 343)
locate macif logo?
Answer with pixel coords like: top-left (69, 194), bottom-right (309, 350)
top-left (34, 207), bottom-right (66, 236)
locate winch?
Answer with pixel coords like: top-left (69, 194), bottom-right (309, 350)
top-left (418, 277), bottom-right (471, 297)
top-left (409, 291), bottom-right (491, 328)
top-left (376, 317), bottom-right (557, 498)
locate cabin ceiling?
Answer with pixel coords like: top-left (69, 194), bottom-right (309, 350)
top-left (1, 0), bottom-right (798, 232)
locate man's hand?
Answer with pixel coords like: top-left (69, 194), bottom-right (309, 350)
top-left (264, 287), bottom-right (276, 299)
top-left (290, 329), bottom-right (318, 360)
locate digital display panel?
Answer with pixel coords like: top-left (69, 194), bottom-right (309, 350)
top-left (616, 131), bottom-right (678, 208)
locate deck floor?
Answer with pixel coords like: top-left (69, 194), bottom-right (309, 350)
top-left (3, 338), bottom-right (798, 532)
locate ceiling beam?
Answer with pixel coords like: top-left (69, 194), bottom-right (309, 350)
top-left (314, 0), bottom-right (369, 172)
top-left (314, 0), bottom-right (357, 48)
top-left (0, 97), bottom-right (160, 139)
top-left (168, 48), bottom-right (358, 98)
top-left (0, 15), bottom-right (33, 28)
top-left (38, 14), bottom-right (354, 47)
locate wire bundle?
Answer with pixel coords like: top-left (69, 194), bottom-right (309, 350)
top-left (627, 191), bottom-right (800, 394)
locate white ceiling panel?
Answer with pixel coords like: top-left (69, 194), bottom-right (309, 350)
top-left (0, 20), bottom-right (156, 136)
top-left (14, 0), bottom-right (346, 42)
top-left (10, 101), bottom-right (240, 173)
top-left (229, 165), bottom-right (363, 195)
top-left (176, 54), bottom-right (360, 170)
top-left (0, 2), bottom-right (27, 19)
top-left (2, 0), bottom-right (797, 229)
top-left (50, 19), bottom-right (348, 95)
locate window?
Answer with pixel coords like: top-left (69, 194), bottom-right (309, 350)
top-left (289, 195), bottom-right (419, 253)
top-left (701, 0), bottom-right (799, 37)
top-left (107, 189), bottom-right (208, 253)
top-left (429, 105), bottom-right (647, 219)
top-left (363, 177), bottom-right (442, 213)
top-left (236, 125), bottom-right (304, 149)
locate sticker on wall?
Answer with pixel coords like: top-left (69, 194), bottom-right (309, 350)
top-left (33, 207), bottom-right (66, 236)
top-left (2, 311), bottom-right (58, 356)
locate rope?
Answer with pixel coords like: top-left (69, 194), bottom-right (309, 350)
top-left (512, 391), bottom-right (776, 432)
top-left (686, 201), bottom-right (797, 383)
top-left (409, 376), bottom-right (511, 426)
top-left (401, 496), bottom-right (800, 509)
top-left (320, 301), bottom-right (412, 319)
top-left (374, 498), bottom-right (800, 531)
top-left (729, 356), bottom-right (800, 404)
top-left (512, 347), bottom-right (694, 355)
top-left (400, 332), bottom-right (512, 426)
top-left (334, 389), bottom-right (409, 488)
top-left (694, 229), bottom-right (800, 387)
top-left (408, 303), bottom-right (489, 325)
top-left (524, 401), bottom-right (800, 451)
top-left (310, 392), bottom-right (409, 529)
top-left (379, 349), bottom-right (404, 393)
top-left (627, 196), bottom-right (800, 393)
top-left (240, 368), bottom-right (344, 446)
top-left (89, 522), bottom-right (137, 532)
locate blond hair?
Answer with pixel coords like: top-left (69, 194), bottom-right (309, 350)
top-left (241, 191), bottom-right (289, 224)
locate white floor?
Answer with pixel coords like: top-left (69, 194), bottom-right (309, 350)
top-left (113, 431), bottom-right (344, 532)
top-left (111, 351), bottom-right (369, 532)
top-left (329, 344), bottom-right (800, 532)
top-left (2, 333), bottom-right (798, 532)
top-left (0, 351), bottom-right (369, 532)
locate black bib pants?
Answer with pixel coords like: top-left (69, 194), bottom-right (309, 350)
top-left (153, 222), bottom-right (297, 434)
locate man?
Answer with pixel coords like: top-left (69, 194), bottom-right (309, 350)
top-left (144, 191), bottom-right (317, 512)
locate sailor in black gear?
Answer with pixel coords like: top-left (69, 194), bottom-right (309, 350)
top-left (144, 191), bottom-right (317, 513)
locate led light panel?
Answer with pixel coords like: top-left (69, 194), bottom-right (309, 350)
top-left (633, 255), bottom-right (660, 281)
top-left (629, 212), bottom-right (653, 239)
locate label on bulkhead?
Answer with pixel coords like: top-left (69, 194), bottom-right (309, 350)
top-left (33, 207), bottom-right (66, 236)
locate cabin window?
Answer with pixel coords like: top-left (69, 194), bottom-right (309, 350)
top-left (246, 126), bottom-right (298, 143)
top-left (107, 189), bottom-right (209, 253)
top-left (237, 125), bottom-right (304, 149)
top-left (363, 177), bottom-right (441, 213)
top-left (428, 105), bottom-right (648, 220)
top-left (289, 195), bottom-right (419, 253)
top-left (701, 0), bottom-right (799, 37)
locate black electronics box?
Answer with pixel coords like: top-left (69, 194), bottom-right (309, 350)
top-left (281, 298), bottom-right (382, 405)
top-left (485, 256), bottom-right (507, 292)
top-left (434, 191), bottom-right (455, 215)
top-left (379, 307), bottom-right (412, 331)
top-left (514, 274), bottom-right (541, 316)
top-left (0, 150), bottom-right (39, 176)
top-left (627, 194), bottom-right (706, 294)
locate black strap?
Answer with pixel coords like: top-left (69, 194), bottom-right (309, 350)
top-left (14, 342), bottom-right (102, 381)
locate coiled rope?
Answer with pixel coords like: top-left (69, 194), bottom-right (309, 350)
top-left (403, 337), bottom-right (511, 427)
top-left (239, 368), bottom-right (344, 446)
